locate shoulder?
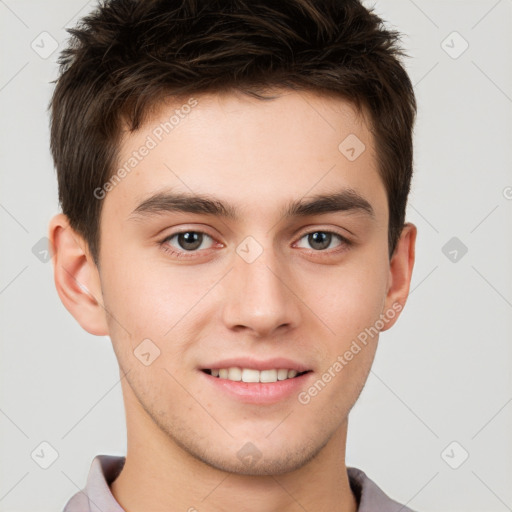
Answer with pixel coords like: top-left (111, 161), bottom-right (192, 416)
top-left (348, 466), bottom-right (417, 512)
top-left (61, 455), bottom-right (126, 512)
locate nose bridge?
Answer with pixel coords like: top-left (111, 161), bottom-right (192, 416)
top-left (221, 234), bottom-right (300, 336)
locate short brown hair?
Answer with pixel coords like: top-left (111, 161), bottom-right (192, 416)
top-left (50, 0), bottom-right (416, 264)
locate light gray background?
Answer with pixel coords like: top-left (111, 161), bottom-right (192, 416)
top-left (1, 0), bottom-right (511, 511)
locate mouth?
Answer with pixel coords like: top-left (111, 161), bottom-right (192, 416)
top-left (198, 357), bottom-right (314, 404)
top-left (201, 367), bottom-right (312, 383)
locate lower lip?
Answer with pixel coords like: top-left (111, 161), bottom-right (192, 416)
top-left (199, 370), bottom-right (313, 404)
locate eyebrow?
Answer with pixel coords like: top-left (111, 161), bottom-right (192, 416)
top-left (129, 188), bottom-right (375, 221)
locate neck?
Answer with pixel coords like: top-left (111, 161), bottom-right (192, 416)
top-left (111, 378), bottom-right (358, 512)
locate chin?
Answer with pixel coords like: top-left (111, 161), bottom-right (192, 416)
top-left (182, 434), bottom-right (328, 476)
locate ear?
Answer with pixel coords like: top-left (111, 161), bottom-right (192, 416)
top-left (380, 222), bottom-right (417, 332)
top-left (48, 213), bottom-right (109, 336)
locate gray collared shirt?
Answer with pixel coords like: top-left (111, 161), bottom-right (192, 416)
top-left (63, 455), bottom-right (416, 512)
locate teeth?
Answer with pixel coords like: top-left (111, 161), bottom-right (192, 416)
top-left (242, 368), bottom-right (260, 383)
top-left (209, 367), bottom-right (304, 383)
top-left (277, 369), bottom-right (289, 380)
top-left (228, 367), bottom-right (242, 381)
top-left (260, 369), bottom-right (277, 383)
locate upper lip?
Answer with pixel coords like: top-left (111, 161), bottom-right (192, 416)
top-left (200, 357), bottom-right (312, 373)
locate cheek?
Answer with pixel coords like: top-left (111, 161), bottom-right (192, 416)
top-left (101, 247), bottom-right (193, 328)
top-left (100, 249), bottom-right (220, 369)
top-left (297, 264), bottom-right (388, 412)
top-left (302, 254), bottom-right (389, 340)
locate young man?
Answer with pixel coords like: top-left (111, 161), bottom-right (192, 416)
top-left (49, 0), bottom-right (417, 510)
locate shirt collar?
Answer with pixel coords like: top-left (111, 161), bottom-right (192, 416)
top-left (64, 455), bottom-right (414, 512)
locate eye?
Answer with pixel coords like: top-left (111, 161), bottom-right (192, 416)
top-left (161, 230), bottom-right (215, 258)
top-left (294, 230), bottom-right (350, 252)
top-left (159, 228), bottom-right (351, 260)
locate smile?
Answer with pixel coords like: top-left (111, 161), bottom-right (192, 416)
top-left (202, 368), bottom-right (311, 383)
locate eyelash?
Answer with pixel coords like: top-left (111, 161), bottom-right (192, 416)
top-left (159, 228), bottom-right (352, 259)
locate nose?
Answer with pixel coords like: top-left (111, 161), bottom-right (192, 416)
top-left (221, 240), bottom-right (301, 338)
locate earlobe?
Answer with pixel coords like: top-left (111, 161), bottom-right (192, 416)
top-left (381, 222), bottom-right (417, 332)
top-left (48, 213), bottom-right (109, 336)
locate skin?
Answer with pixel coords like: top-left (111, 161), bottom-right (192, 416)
top-left (49, 89), bottom-right (416, 512)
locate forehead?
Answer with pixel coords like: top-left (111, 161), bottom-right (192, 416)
top-left (105, 89), bottom-right (387, 225)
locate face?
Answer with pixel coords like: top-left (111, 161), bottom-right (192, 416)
top-left (91, 89), bottom-right (405, 474)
